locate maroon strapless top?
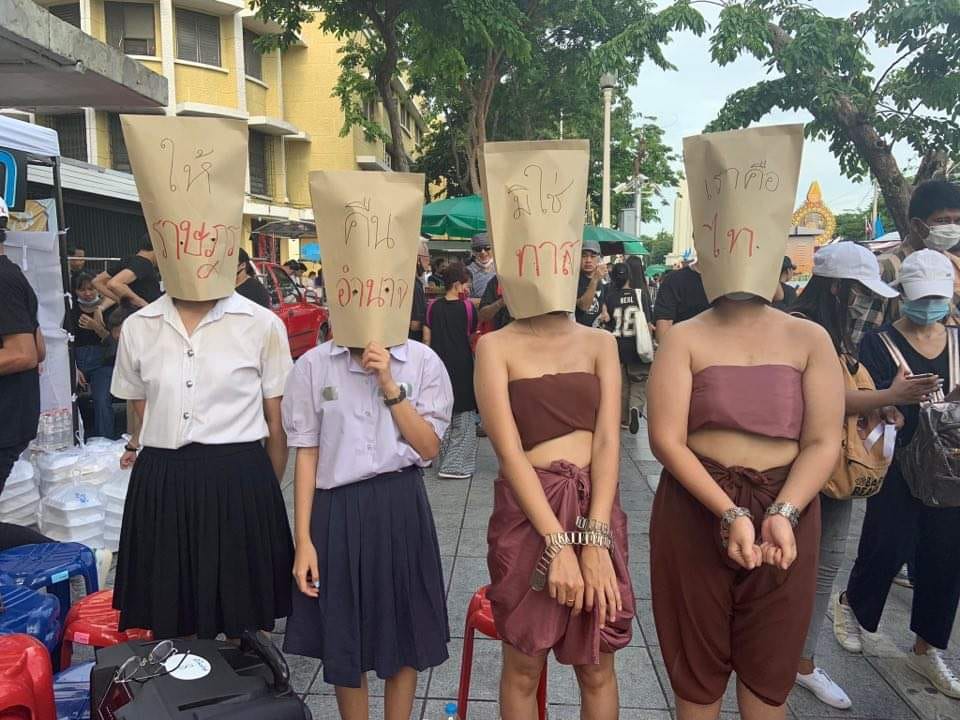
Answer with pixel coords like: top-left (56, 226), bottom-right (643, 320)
top-left (508, 372), bottom-right (601, 450)
top-left (689, 365), bottom-right (804, 440)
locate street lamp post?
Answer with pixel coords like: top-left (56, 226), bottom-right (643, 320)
top-left (634, 137), bottom-right (647, 239)
top-left (600, 72), bottom-right (617, 228)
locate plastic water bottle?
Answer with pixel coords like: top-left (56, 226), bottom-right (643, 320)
top-left (443, 702), bottom-right (458, 720)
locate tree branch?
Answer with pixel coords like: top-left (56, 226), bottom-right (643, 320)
top-left (870, 43), bottom-right (927, 99)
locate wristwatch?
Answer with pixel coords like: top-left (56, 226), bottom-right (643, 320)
top-left (383, 384), bottom-right (407, 407)
top-left (719, 507), bottom-right (752, 549)
top-left (765, 502), bottom-right (801, 528)
top-left (124, 444), bottom-right (140, 453)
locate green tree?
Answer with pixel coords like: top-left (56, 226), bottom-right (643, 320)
top-left (649, 230), bottom-right (674, 264)
top-left (656, 0), bottom-right (960, 238)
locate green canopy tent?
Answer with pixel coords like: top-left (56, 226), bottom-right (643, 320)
top-left (420, 194), bottom-right (486, 238)
top-left (645, 264), bottom-right (668, 278)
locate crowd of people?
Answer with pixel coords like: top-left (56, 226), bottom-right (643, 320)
top-left (4, 135), bottom-right (960, 720)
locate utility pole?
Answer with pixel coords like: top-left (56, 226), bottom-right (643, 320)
top-left (600, 72), bottom-right (617, 228)
top-left (634, 137), bottom-right (647, 239)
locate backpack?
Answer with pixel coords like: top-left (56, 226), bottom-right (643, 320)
top-left (824, 354), bottom-right (895, 499)
top-left (879, 327), bottom-right (960, 507)
top-left (426, 298), bottom-right (476, 349)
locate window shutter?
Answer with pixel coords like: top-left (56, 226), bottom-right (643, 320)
top-left (248, 132), bottom-right (268, 196)
top-left (124, 4), bottom-right (155, 55)
top-left (52, 114), bottom-right (87, 162)
top-left (176, 9), bottom-right (199, 62)
top-left (105, 2), bottom-right (124, 49)
top-left (50, 3), bottom-right (81, 28)
top-left (109, 114), bottom-right (130, 172)
top-left (197, 13), bottom-right (221, 66)
top-left (243, 30), bottom-right (262, 80)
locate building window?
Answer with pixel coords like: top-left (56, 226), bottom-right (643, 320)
top-left (37, 113), bottom-right (87, 162)
top-left (49, 3), bottom-right (81, 28)
top-left (399, 101), bottom-right (410, 134)
top-left (105, 2), bottom-right (156, 56)
top-left (415, 124), bottom-right (422, 146)
top-left (243, 29), bottom-right (262, 81)
top-left (362, 97), bottom-right (377, 123)
top-left (249, 131), bottom-right (270, 196)
top-left (176, 9), bottom-right (221, 67)
top-left (108, 114), bottom-right (131, 172)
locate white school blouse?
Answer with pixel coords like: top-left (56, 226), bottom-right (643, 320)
top-left (111, 293), bottom-right (293, 449)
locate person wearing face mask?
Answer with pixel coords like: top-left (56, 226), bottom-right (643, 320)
top-left (874, 181), bottom-right (960, 323)
top-left (838, 249), bottom-right (960, 699)
top-left (788, 243), bottom-right (935, 710)
top-left (467, 233), bottom-right (497, 304)
top-left (72, 273), bottom-right (117, 439)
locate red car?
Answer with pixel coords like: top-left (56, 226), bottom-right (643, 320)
top-left (255, 261), bottom-right (330, 358)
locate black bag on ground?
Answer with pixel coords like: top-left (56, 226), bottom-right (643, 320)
top-left (880, 328), bottom-right (960, 507)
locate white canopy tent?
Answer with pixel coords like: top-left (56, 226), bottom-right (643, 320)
top-left (0, 115), bottom-right (75, 425)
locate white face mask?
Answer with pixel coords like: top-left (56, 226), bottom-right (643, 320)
top-left (923, 223), bottom-right (960, 252)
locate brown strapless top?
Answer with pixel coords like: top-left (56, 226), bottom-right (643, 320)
top-left (689, 365), bottom-right (804, 441)
top-left (508, 372), bottom-right (601, 451)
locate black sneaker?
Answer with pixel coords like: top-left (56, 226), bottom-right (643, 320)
top-left (629, 407), bottom-right (641, 435)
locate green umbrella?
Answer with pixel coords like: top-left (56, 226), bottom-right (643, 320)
top-left (582, 225), bottom-right (649, 255)
top-left (420, 195), bottom-right (486, 238)
top-left (645, 264), bottom-right (668, 278)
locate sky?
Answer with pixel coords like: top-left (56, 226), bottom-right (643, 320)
top-left (627, 0), bottom-right (916, 235)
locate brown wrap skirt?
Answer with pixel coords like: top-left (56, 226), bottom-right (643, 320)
top-left (487, 460), bottom-right (635, 665)
top-left (650, 457), bottom-right (820, 707)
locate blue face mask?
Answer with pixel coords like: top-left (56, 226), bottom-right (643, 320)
top-left (902, 298), bottom-right (951, 325)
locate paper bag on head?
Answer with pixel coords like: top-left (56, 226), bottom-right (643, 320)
top-left (480, 140), bottom-right (590, 319)
top-left (683, 124), bottom-right (804, 303)
top-left (120, 116), bottom-right (246, 301)
top-left (309, 171), bottom-right (424, 348)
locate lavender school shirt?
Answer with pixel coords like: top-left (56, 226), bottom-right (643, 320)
top-left (282, 340), bottom-right (454, 489)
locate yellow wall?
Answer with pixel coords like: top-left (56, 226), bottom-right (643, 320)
top-left (262, 51), bottom-right (281, 117)
top-left (285, 142), bottom-right (310, 207)
top-left (87, 0), bottom-right (105, 42)
top-left (246, 81), bottom-right (267, 116)
top-left (137, 58), bottom-right (162, 74)
top-left (95, 111), bottom-right (111, 168)
top-left (174, 63), bottom-right (234, 106)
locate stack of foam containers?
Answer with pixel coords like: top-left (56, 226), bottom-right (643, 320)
top-left (39, 481), bottom-right (105, 547)
top-left (36, 449), bottom-right (83, 496)
top-left (0, 461), bottom-right (40, 527)
top-left (101, 467), bottom-right (130, 552)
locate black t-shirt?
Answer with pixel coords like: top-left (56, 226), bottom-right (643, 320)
top-left (118, 254), bottom-right (161, 306)
top-left (653, 266), bottom-right (710, 324)
top-left (575, 272), bottom-right (607, 327)
top-left (70, 305), bottom-right (111, 348)
top-left (773, 282), bottom-right (798, 312)
top-left (236, 276), bottom-right (271, 308)
top-left (409, 279), bottom-right (427, 341)
top-left (0, 256), bottom-right (40, 447)
top-left (480, 275), bottom-right (512, 330)
top-left (860, 326), bottom-right (950, 446)
top-left (604, 287), bottom-right (644, 364)
top-left (426, 298), bottom-right (477, 412)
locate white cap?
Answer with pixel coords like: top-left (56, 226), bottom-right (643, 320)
top-left (0, 198), bottom-right (8, 219)
top-left (896, 249), bottom-right (954, 300)
top-left (813, 242), bottom-right (898, 298)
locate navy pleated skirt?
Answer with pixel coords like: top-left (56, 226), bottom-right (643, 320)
top-left (113, 442), bottom-right (294, 639)
top-left (283, 466), bottom-right (450, 688)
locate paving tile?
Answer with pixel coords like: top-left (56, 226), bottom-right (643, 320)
top-left (429, 637), bottom-right (501, 701)
top-left (787, 655), bottom-right (918, 719)
top-left (310, 666), bottom-right (429, 699)
top-left (303, 693), bottom-right (425, 719)
top-left (870, 657), bottom-right (960, 720)
top-left (456, 524), bottom-right (489, 558)
top-left (284, 652), bottom-right (321, 693)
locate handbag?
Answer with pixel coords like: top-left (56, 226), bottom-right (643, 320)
top-left (824, 354), bottom-right (895, 499)
top-left (633, 289), bottom-right (654, 363)
top-left (879, 328), bottom-right (960, 507)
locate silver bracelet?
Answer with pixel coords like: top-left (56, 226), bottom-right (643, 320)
top-left (529, 530), bottom-right (614, 591)
top-left (765, 502), bottom-right (800, 528)
top-left (720, 507), bottom-right (752, 549)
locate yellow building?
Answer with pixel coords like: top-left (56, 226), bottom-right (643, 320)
top-left (12, 1), bottom-right (426, 261)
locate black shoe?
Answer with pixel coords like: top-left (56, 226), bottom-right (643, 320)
top-left (629, 407), bottom-right (641, 435)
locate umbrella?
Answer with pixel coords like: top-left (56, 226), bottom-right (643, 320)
top-left (583, 225), bottom-right (649, 256)
top-left (645, 264), bottom-right (667, 278)
top-left (421, 195), bottom-right (486, 238)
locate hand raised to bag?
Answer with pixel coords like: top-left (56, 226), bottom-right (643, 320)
top-left (579, 545), bottom-right (621, 628)
top-left (760, 514), bottom-right (797, 570)
top-left (548, 545), bottom-right (585, 615)
top-left (727, 515), bottom-right (762, 570)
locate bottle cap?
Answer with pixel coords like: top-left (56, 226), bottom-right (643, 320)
top-left (444, 702), bottom-right (458, 714)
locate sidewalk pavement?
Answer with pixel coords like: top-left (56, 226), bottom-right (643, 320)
top-left (100, 420), bottom-right (960, 719)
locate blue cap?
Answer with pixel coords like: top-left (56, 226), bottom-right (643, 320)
top-left (444, 702), bottom-right (458, 714)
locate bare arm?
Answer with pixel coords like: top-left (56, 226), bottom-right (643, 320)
top-left (775, 325), bottom-right (844, 511)
top-left (92, 271), bottom-right (119, 303)
top-left (34, 329), bottom-right (45, 363)
top-left (654, 319), bottom-right (673, 341)
top-left (384, 380), bottom-right (441, 459)
top-left (586, 332), bottom-right (622, 525)
top-left (107, 269), bottom-right (148, 308)
top-left (577, 276), bottom-right (600, 312)
top-left (0, 333), bottom-right (38, 375)
top-left (478, 297), bottom-right (506, 324)
top-left (845, 363), bottom-right (941, 414)
top-left (291, 446), bottom-right (320, 597)
top-left (120, 399), bottom-right (146, 469)
top-left (263, 396), bottom-right (288, 482)
top-left (474, 336), bottom-right (564, 537)
top-left (422, 325), bottom-right (432, 346)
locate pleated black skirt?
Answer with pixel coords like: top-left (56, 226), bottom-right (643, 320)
top-left (283, 466), bottom-right (449, 688)
top-left (113, 442), bottom-right (294, 639)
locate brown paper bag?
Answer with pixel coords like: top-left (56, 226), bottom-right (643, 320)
top-left (480, 140), bottom-right (590, 319)
top-left (309, 171), bottom-right (424, 348)
top-left (683, 124), bottom-right (804, 302)
top-left (121, 116), bottom-right (247, 301)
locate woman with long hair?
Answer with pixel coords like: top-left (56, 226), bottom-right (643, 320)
top-left (72, 272), bottom-right (116, 438)
top-left (788, 243), bottom-right (931, 709)
top-left (477, 307), bottom-right (635, 718)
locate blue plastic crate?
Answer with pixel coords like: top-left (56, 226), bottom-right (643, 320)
top-left (54, 661), bottom-right (92, 720)
top-left (0, 584), bottom-right (62, 653)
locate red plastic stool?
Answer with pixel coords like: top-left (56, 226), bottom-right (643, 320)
top-left (0, 634), bottom-right (55, 720)
top-left (59, 590), bottom-right (152, 669)
top-left (458, 586), bottom-right (547, 720)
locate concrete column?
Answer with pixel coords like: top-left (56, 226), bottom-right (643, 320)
top-left (79, 0), bottom-right (97, 164)
top-left (159, 0), bottom-right (177, 114)
top-left (233, 13), bottom-right (246, 113)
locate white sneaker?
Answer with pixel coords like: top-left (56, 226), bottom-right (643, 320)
top-left (796, 668), bottom-right (852, 709)
top-left (833, 593), bottom-right (863, 653)
top-left (906, 648), bottom-right (960, 699)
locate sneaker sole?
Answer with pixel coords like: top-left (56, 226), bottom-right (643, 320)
top-left (437, 473), bottom-right (471, 479)
top-left (629, 409), bottom-right (641, 435)
top-left (794, 678), bottom-right (852, 710)
top-left (905, 656), bottom-right (960, 699)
